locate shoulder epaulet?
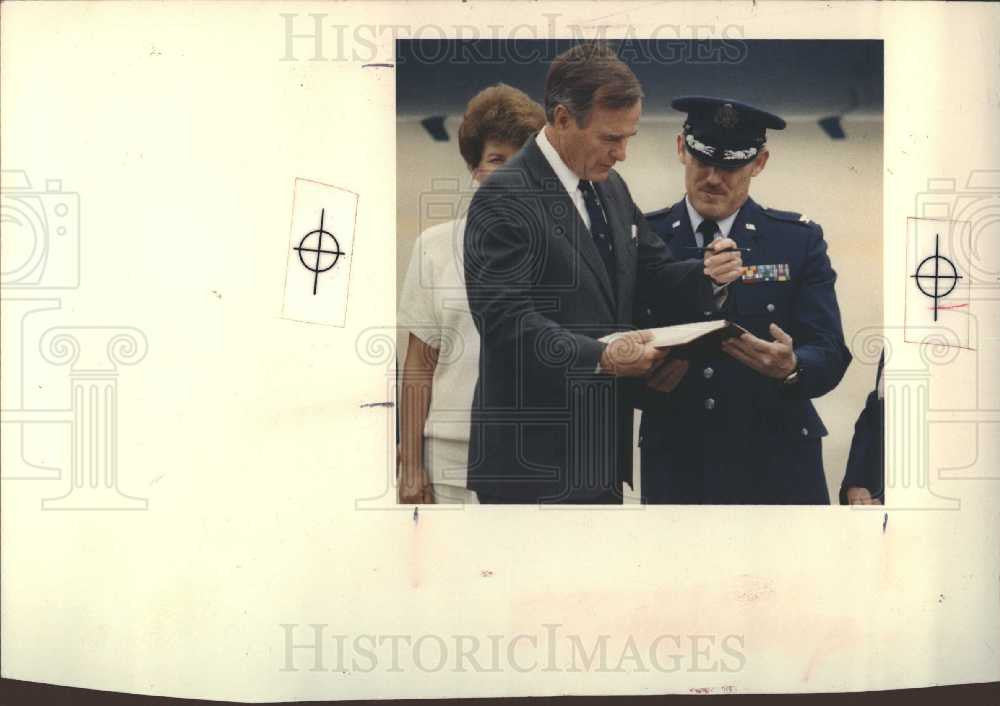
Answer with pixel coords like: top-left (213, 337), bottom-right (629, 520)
top-left (760, 205), bottom-right (817, 227)
top-left (644, 206), bottom-right (672, 222)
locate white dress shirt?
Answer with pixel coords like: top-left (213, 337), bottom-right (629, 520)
top-left (685, 195), bottom-right (739, 245)
top-left (536, 128), bottom-right (591, 229)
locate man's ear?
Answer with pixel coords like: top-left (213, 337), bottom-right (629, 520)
top-left (675, 134), bottom-right (686, 164)
top-left (552, 104), bottom-right (571, 131)
top-left (750, 148), bottom-right (769, 177)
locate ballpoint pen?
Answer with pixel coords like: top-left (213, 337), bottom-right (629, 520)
top-left (684, 246), bottom-right (752, 254)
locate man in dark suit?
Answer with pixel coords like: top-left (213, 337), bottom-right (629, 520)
top-left (640, 96), bottom-right (852, 504)
top-left (463, 46), bottom-right (744, 504)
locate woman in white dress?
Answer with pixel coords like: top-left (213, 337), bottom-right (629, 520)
top-left (398, 84), bottom-right (546, 504)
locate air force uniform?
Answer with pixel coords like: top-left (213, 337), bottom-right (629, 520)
top-left (638, 97), bottom-right (852, 504)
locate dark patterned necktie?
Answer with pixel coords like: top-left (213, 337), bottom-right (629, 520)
top-left (578, 180), bottom-right (615, 284)
top-left (696, 219), bottom-right (719, 249)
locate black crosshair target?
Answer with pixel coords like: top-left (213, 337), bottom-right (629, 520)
top-left (910, 233), bottom-right (962, 321)
top-left (294, 208), bottom-right (345, 295)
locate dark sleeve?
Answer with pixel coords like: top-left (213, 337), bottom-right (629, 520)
top-left (627, 198), bottom-right (713, 413)
top-left (627, 369), bottom-right (670, 413)
top-left (631, 205), bottom-right (714, 327)
top-left (464, 187), bottom-right (606, 378)
top-left (839, 389), bottom-right (885, 504)
top-left (780, 223), bottom-right (852, 400)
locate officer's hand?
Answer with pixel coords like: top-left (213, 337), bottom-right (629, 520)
top-left (846, 486), bottom-right (882, 505)
top-left (721, 323), bottom-right (798, 379)
top-left (600, 329), bottom-right (667, 378)
top-left (704, 237), bottom-right (744, 286)
top-left (645, 355), bottom-right (689, 393)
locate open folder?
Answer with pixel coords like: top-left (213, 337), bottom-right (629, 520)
top-left (646, 320), bottom-right (749, 357)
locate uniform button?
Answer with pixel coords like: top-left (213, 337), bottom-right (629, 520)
top-left (703, 366), bottom-right (714, 379)
top-left (704, 310), bottom-right (713, 317)
top-left (704, 398), bottom-right (716, 410)
top-left (801, 427), bottom-right (809, 436)
top-left (645, 308), bottom-right (652, 317)
top-left (766, 303), bottom-right (776, 313)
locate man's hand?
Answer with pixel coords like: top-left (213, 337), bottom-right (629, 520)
top-left (645, 355), bottom-right (689, 393)
top-left (704, 237), bottom-right (744, 286)
top-left (846, 486), bottom-right (882, 505)
top-left (600, 329), bottom-right (667, 377)
top-left (646, 358), bottom-right (688, 392)
top-left (722, 323), bottom-right (797, 379)
top-left (399, 465), bottom-right (434, 504)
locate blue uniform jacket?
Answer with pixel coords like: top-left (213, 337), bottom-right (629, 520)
top-left (638, 196), bottom-right (852, 504)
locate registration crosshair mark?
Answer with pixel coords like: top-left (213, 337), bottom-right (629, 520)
top-left (910, 233), bottom-right (963, 322)
top-left (294, 208), bottom-right (345, 295)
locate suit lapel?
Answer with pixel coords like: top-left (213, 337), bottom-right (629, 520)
top-left (521, 138), bottom-right (616, 310)
top-left (594, 180), bottom-right (633, 320)
top-left (666, 199), bottom-right (696, 253)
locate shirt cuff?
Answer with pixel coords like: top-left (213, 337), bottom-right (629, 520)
top-left (712, 282), bottom-right (729, 309)
top-left (595, 335), bottom-right (620, 373)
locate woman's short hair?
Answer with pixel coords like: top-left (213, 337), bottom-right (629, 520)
top-left (458, 83), bottom-right (546, 170)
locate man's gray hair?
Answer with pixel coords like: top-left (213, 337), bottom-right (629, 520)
top-left (544, 42), bottom-right (644, 126)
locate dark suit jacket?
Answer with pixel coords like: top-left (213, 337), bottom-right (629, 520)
top-left (639, 197), bottom-right (851, 504)
top-left (463, 135), bottom-right (711, 503)
top-left (839, 351), bottom-right (885, 504)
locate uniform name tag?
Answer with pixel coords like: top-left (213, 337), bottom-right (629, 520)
top-left (742, 263), bottom-right (790, 283)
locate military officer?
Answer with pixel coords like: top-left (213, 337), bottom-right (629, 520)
top-left (639, 96), bottom-right (852, 504)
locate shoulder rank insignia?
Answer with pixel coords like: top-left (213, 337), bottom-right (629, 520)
top-left (745, 223), bottom-right (756, 231)
top-left (761, 206), bottom-right (812, 226)
top-left (672, 220), bottom-right (681, 229)
top-left (742, 263), bottom-right (790, 283)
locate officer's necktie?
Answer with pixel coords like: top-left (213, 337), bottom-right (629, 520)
top-left (696, 218), bottom-right (719, 249)
top-left (578, 180), bottom-right (616, 285)
top-left (697, 219), bottom-right (721, 318)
